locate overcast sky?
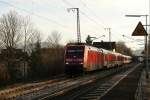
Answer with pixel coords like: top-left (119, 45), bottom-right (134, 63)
top-left (0, 0), bottom-right (149, 50)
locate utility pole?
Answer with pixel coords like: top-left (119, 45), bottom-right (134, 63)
top-left (149, 0), bottom-right (150, 68)
top-left (105, 28), bottom-right (112, 50)
top-left (105, 28), bottom-right (111, 42)
top-left (24, 31), bottom-right (27, 80)
top-left (68, 8), bottom-right (81, 43)
top-left (23, 24), bottom-right (27, 81)
top-left (145, 16), bottom-right (149, 79)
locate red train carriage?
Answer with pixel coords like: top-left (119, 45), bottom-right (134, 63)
top-left (64, 43), bottom-right (132, 75)
top-left (99, 50), bottom-right (119, 69)
top-left (115, 53), bottom-right (124, 66)
top-left (84, 45), bottom-right (104, 71)
top-left (123, 55), bottom-right (132, 64)
top-left (104, 50), bottom-right (116, 68)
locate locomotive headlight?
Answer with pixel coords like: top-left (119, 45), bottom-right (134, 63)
top-left (66, 62), bottom-right (69, 64)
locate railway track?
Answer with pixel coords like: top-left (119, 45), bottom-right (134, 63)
top-left (36, 63), bottom-right (134, 100)
top-left (78, 64), bottom-right (139, 100)
top-left (0, 63), bottom-right (135, 100)
top-left (50, 63), bottom-right (142, 100)
top-left (0, 75), bottom-right (67, 100)
top-left (100, 63), bottom-right (142, 100)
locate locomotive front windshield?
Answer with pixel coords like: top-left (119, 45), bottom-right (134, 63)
top-left (66, 46), bottom-right (84, 58)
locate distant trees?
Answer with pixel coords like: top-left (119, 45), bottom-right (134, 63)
top-left (46, 31), bottom-right (62, 48)
top-left (67, 40), bottom-right (76, 44)
top-left (116, 41), bottom-right (132, 56)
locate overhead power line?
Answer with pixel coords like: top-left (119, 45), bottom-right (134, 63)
top-left (80, 11), bottom-right (105, 29)
top-left (122, 35), bottom-right (144, 43)
top-left (0, 0), bottom-right (68, 29)
top-left (80, 0), bottom-right (107, 27)
top-left (62, 0), bottom-right (74, 7)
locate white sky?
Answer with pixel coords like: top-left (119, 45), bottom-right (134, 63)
top-left (0, 0), bottom-right (149, 51)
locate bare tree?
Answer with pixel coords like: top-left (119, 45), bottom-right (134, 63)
top-left (116, 41), bottom-right (132, 55)
top-left (22, 17), bottom-right (33, 52)
top-left (0, 11), bottom-right (23, 49)
top-left (29, 31), bottom-right (43, 78)
top-left (67, 40), bottom-right (76, 44)
top-left (26, 29), bottom-right (42, 54)
top-left (0, 11), bottom-right (37, 51)
top-left (46, 31), bottom-right (62, 48)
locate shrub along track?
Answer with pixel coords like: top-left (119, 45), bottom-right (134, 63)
top-left (0, 75), bottom-right (67, 100)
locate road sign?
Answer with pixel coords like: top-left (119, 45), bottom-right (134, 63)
top-left (132, 21), bottom-right (148, 36)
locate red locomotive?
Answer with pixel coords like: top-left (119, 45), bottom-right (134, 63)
top-left (64, 43), bottom-right (132, 75)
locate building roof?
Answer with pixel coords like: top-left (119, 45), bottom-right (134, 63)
top-left (93, 41), bottom-right (116, 50)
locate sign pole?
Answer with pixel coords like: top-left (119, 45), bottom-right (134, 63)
top-left (132, 21), bottom-right (148, 78)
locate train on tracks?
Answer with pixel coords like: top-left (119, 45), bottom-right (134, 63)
top-left (64, 43), bottom-right (132, 75)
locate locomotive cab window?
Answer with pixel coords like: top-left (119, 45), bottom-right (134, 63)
top-left (66, 46), bottom-right (84, 58)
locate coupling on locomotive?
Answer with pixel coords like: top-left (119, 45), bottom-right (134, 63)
top-left (64, 43), bottom-right (132, 75)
